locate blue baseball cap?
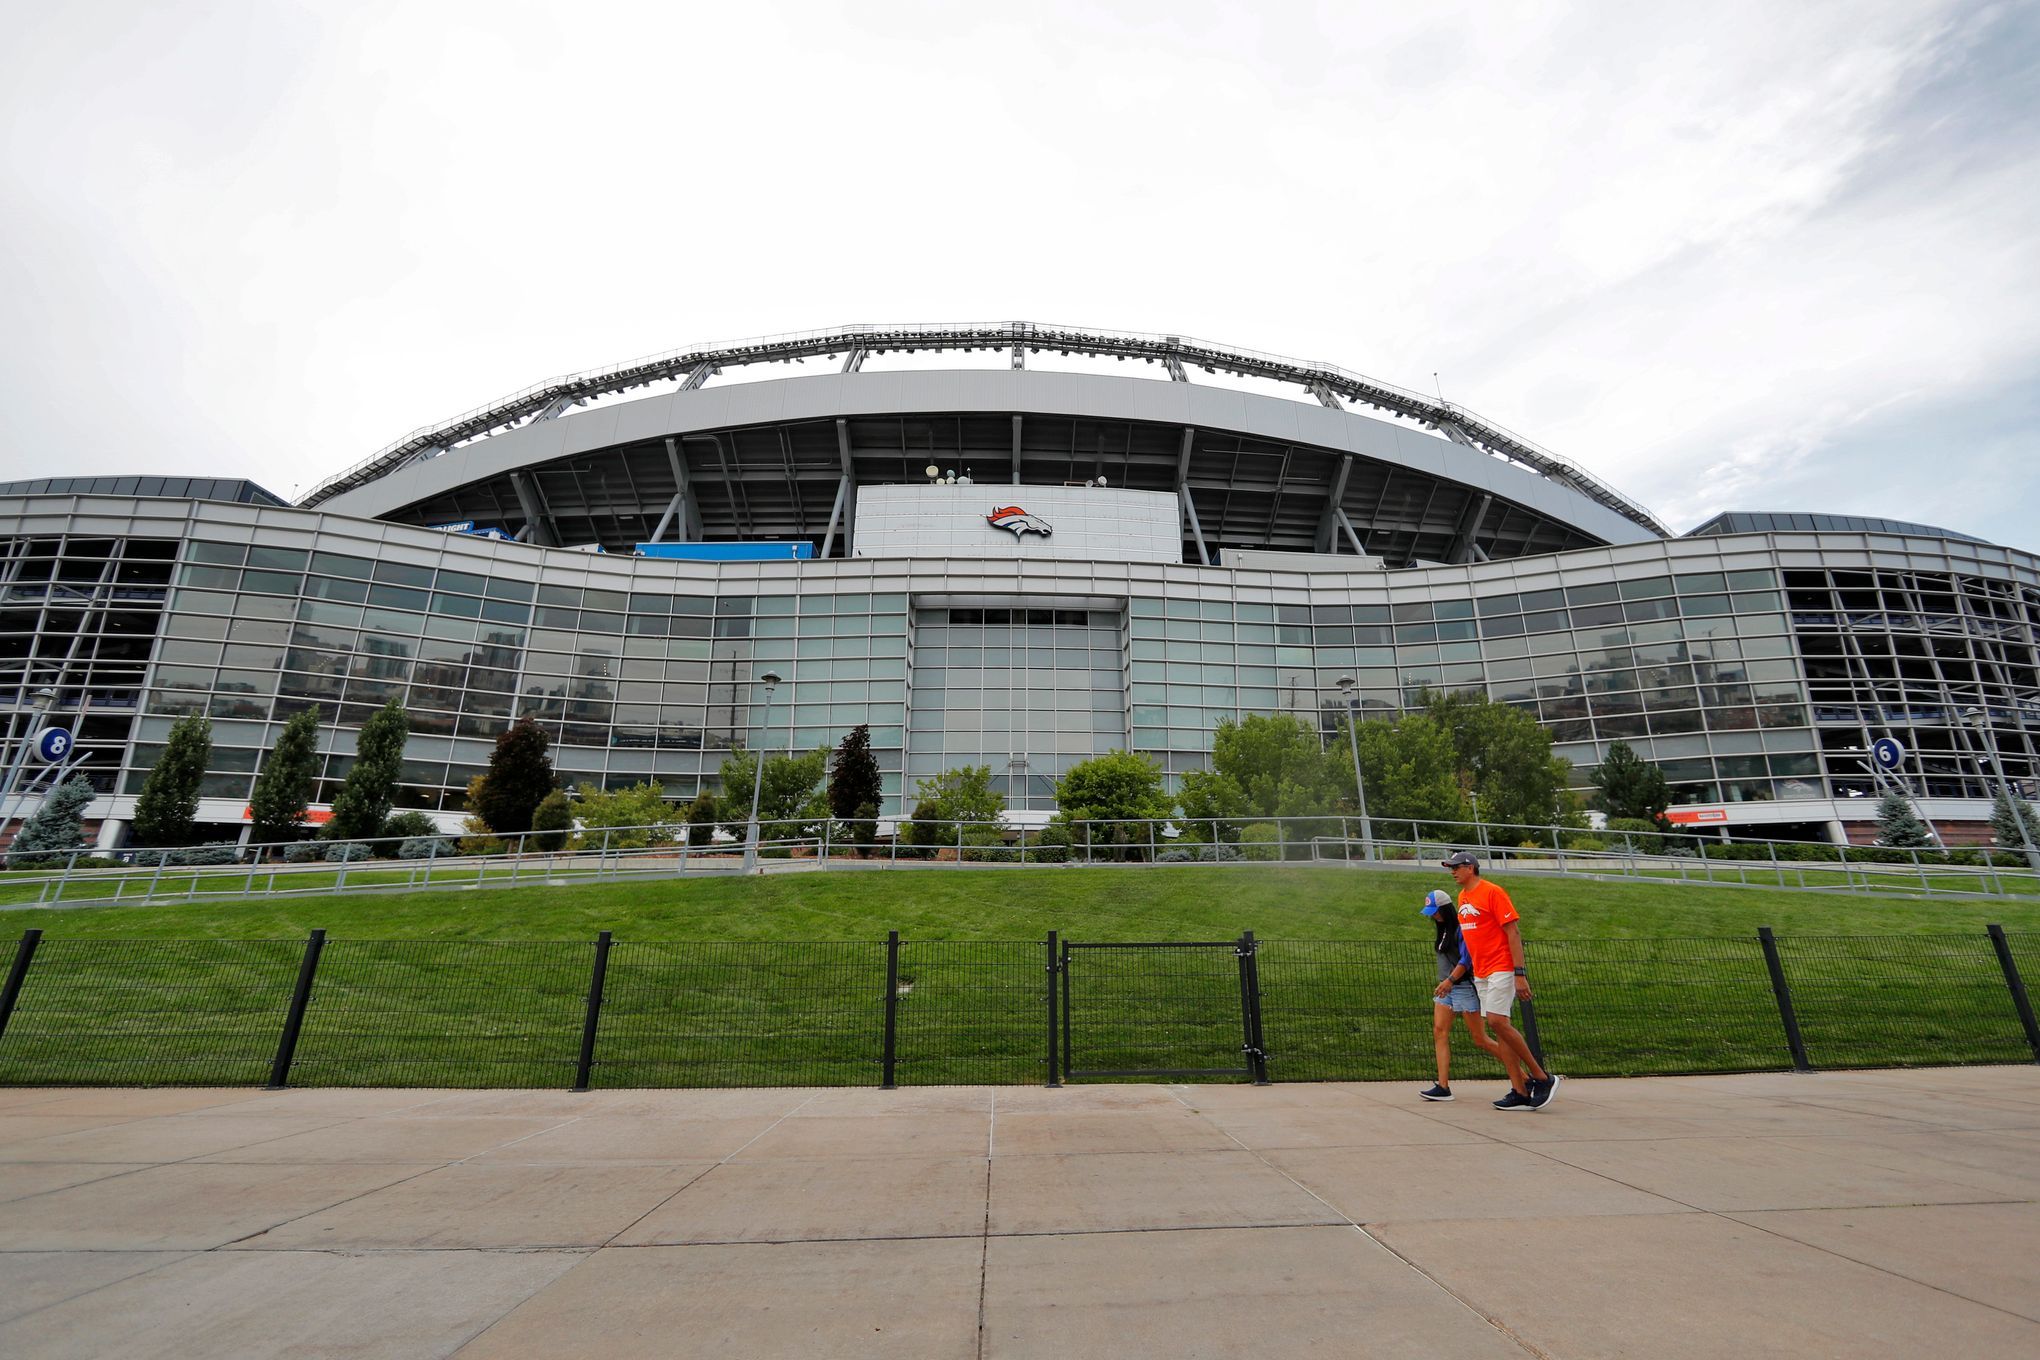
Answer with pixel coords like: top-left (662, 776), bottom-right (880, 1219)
top-left (1419, 889), bottom-right (1453, 917)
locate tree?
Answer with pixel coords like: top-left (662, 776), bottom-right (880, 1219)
top-left (1990, 792), bottom-right (2040, 853)
top-left (685, 790), bottom-right (719, 847)
top-left (472, 717), bottom-right (557, 836)
top-left (1337, 714), bottom-right (1467, 832)
top-left (1057, 751), bottom-right (1174, 860)
top-left (829, 725), bottom-right (882, 819)
top-left (1591, 741), bottom-right (1672, 826)
top-left (905, 765), bottom-right (1005, 848)
top-left (570, 781), bottom-right (673, 849)
top-left (1872, 791), bottom-right (1935, 848)
top-left (1180, 713), bottom-right (1343, 826)
top-left (9, 776), bottom-right (96, 866)
top-left (132, 714), bottom-right (211, 846)
top-left (249, 707), bottom-right (321, 849)
top-left (530, 790), bottom-right (573, 851)
top-left (714, 745), bottom-right (831, 840)
top-left (1421, 691), bottom-right (1577, 833)
top-left (327, 700), bottom-right (408, 841)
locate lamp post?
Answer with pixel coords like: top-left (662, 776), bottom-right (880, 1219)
top-left (1964, 705), bottom-right (2040, 872)
top-left (0, 685), bottom-right (60, 843)
top-left (1333, 675), bottom-right (1374, 861)
top-left (742, 670), bottom-right (784, 872)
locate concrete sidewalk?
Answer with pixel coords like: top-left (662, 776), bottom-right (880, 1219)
top-left (1, 1068), bottom-right (2036, 1357)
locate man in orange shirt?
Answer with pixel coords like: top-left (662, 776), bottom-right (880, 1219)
top-left (1442, 851), bottom-right (1559, 1110)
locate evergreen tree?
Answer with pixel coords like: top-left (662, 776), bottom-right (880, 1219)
top-left (1990, 792), bottom-right (2040, 853)
top-left (472, 717), bottom-right (557, 835)
top-left (132, 714), bottom-right (210, 846)
top-left (530, 789), bottom-right (574, 851)
top-left (1872, 790), bottom-right (1935, 849)
top-left (249, 707), bottom-right (321, 849)
top-left (9, 776), bottom-right (96, 866)
top-left (829, 725), bottom-right (882, 821)
top-left (327, 700), bottom-right (409, 841)
top-left (829, 725), bottom-right (883, 857)
top-left (1591, 741), bottom-right (1672, 826)
top-left (685, 790), bottom-right (719, 847)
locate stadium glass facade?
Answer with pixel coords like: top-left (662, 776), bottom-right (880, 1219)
top-left (1, 326), bottom-right (2035, 847)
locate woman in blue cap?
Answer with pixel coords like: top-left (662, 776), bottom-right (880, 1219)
top-left (1420, 888), bottom-right (1505, 1101)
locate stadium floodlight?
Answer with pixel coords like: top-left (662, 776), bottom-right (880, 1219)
top-left (742, 670), bottom-right (786, 873)
top-left (1333, 675), bottom-right (1375, 862)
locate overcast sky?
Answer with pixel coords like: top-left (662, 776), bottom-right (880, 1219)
top-left (3, 1), bottom-right (2035, 548)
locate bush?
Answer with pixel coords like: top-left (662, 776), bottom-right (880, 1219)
top-left (1157, 843), bottom-right (1243, 863)
top-left (1604, 817), bottom-right (1664, 856)
top-left (323, 841), bottom-right (372, 862)
top-left (1029, 819), bottom-right (1071, 864)
top-left (1566, 836), bottom-right (1608, 853)
top-left (398, 836), bottom-right (455, 859)
top-left (138, 842), bottom-right (240, 867)
top-left (381, 810), bottom-right (440, 842)
top-left (282, 841), bottom-right (323, 863)
top-left (1239, 822), bottom-right (1282, 862)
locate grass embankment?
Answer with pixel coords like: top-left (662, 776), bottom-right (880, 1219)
top-left (2, 867), bottom-right (2035, 1090)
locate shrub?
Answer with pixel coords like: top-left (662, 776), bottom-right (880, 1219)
top-left (323, 841), bottom-right (372, 862)
top-left (1604, 817), bottom-right (1664, 855)
top-left (150, 842), bottom-right (240, 866)
top-left (397, 836), bottom-right (454, 859)
top-left (1239, 822), bottom-right (1282, 862)
top-left (1029, 819), bottom-right (1071, 864)
top-left (1158, 843), bottom-right (1243, 863)
top-left (282, 841), bottom-right (323, 863)
top-left (381, 810), bottom-right (440, 841)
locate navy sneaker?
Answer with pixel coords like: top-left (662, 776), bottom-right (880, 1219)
top-left (1493, 1089), bottom-right (1533, 1111)
top-left (1419, 1084), bottom-right (1454, 1102)
top-left (1530, 1073), bottom-right (1562, 1109)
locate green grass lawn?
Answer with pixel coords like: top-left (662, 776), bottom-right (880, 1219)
top-left (3, 866), bottom-right (2036, 1091)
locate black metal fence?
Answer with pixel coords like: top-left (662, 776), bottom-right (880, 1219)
top-left (2, 924), bottom-right (2037, 1089)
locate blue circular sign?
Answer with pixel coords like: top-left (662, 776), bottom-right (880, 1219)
top-left (1871, 737), bottom-right (1905, 772)
top-left (32, 727), bottom-right (74, 762)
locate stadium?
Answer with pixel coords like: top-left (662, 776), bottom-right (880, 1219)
top-left (1, 321), bottom-right (2035, 849)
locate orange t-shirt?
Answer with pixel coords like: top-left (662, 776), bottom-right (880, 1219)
top-left (1455, 879), bottom-right (1520, 979)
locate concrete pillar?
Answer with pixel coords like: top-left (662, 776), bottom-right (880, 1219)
top-left (95, 817), bottom-right (127, 851)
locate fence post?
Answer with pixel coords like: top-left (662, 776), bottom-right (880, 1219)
top-left (1756, 926), bottom-right (1812, 1072)
top-left (424, 837), bottom-right (436, 889)
top-left (0, 929), bottom-right (44, 1044)
top-left (1060, 936), bottom-right (1073, 1082)
top-left (955, 820), bottom-right (963, 867)
top-left (881, 929), bottom-right (901, 1089)
top-left (1045, 930), bottom-right (1061, 1087)
top-left (1985, 924), bottom-right (2040, 1064)
top-left (511, 834), bottom-right (525, 889)
top-left (573, 930), bottom-right (614, 1091)
top-left (1235, 931), bottom-right (1269, 1084)
top-left (266, 929), bottom-right (327, 1089)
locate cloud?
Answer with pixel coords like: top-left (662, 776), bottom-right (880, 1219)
top-left (0, 1), bottom-right (2033, 549)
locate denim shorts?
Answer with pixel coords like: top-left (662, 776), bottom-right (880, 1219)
top-left (1434, 981), bottom-right (1481, 1014)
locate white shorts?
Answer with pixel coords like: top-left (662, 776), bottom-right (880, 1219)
top-left (1473, 971), bottom-right (1517, 1017)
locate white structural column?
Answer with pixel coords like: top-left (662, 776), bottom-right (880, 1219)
top-left (1177, 427), bottom-right (1211, 566)
top-left (1315, 455), bottom-right (1355, 554)
top-left (821, 420), bottom-right (859, 559)
top-left (509, 471), bottom-right (558, 547)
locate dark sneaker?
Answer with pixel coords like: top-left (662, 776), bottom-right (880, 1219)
top-left (1419, 1084), bottom-right (1454, 1102)
top-left (1493, 1089), bottom-right (1533, 1111)
top-left (1530, 1073), bottom-right (1562, 1109)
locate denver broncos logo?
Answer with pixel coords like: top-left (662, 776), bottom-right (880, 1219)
top-left (987, 506), bottom-right (1052, 539)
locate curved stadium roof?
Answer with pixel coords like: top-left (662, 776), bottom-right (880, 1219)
top-left (308, 323), bottom-right (1666, 567)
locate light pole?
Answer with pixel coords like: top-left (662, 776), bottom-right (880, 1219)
top-left (0, 685), bottom-right (60, 842)
top-left (1333, 675), bottom-right (1374, 861)
top-left (1964, 705), bottom-right (2040, 872)
top-left (742, 670), bottom-right (784, 872)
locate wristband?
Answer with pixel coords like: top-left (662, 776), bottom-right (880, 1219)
top-left (1513, 968), bottom-right (1527, 976)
